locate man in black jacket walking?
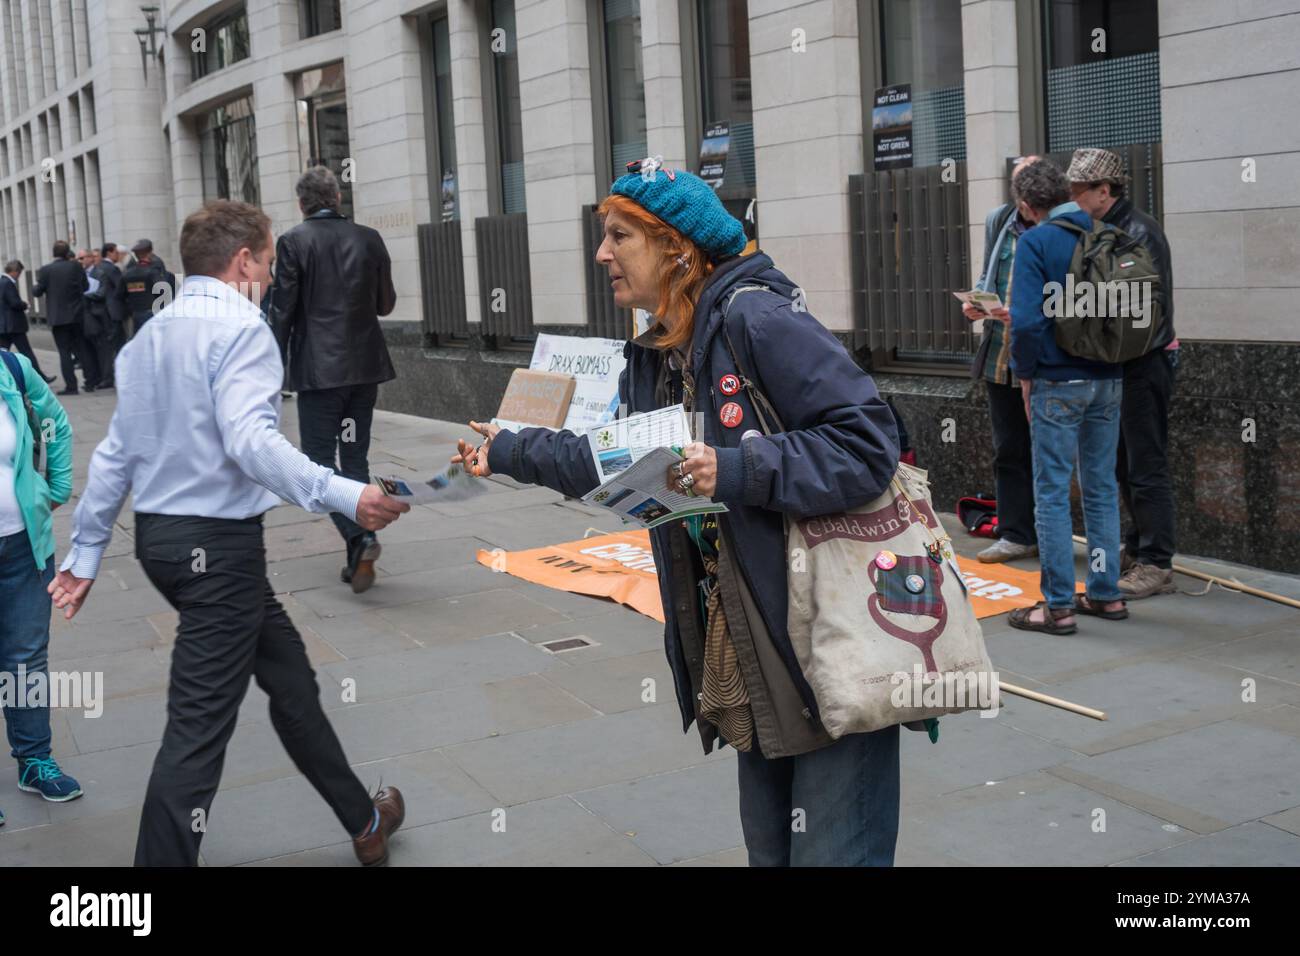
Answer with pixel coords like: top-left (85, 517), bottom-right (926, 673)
top-left (32, 241), bottom-right (100, 395)
top-left (83, 247), bottom-right (126, 388)
top-left (1, 260), bottom-right (56, 382)
top-left (268, 166), bottom-right (398, 592)
top-left (1068, 148), bottom-right (1178, 599)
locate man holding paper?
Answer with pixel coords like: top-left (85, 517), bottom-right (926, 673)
top-left (961, 154), bottom-right (1041, 565)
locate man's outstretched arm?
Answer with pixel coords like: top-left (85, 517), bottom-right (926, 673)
top-left (50, 407), bottom-right (133, 618)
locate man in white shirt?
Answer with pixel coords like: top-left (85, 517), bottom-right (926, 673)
top-left (50, 200), bottom-right (411, 867)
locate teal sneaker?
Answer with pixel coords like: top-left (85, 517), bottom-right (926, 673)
top-left (17, 756), bottom-right (83, 802)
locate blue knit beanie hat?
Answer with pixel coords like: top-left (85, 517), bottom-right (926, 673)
top-left (609, 157), bottom-right (746, 260)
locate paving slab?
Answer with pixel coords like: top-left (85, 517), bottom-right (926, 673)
top-left (1115, 821), bottom-right (1300, 866)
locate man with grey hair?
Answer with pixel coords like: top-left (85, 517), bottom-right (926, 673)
top-left (268, 165), bottom-right (397, 592)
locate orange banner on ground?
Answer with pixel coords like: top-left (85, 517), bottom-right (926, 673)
top-left (476, 531), bottom-right (666, 622)
top-left (479, 530), bottom-right (1070, 624)
top-left (955, 555), bottom-right (1059, 619)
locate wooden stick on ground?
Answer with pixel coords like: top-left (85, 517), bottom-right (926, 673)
top-left (998, 681), bottom-right (1107, 720)
top-left (1069, 534), bottom-right (1300, 612)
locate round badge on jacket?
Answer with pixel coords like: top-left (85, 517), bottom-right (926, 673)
top-left (719, 373), bottom-right (741, 396)
top-left (719, 402), bottom-right (744, 428)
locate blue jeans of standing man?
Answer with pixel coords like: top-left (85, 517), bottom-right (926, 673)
top-left (1029, 378), bottom-right (1124, 609)
top-left (737, 724), bottom-right (900, 866)
top-left (0, 531), bottom-right (56, 759)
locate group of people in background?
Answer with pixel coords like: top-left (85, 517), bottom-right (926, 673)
top-left (0, 238), bottom-right (174, 396)
top-left (964, 146), bottom-right (1178, 635)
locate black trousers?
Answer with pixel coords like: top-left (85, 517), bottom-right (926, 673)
top-left (297, 383), bottom-right (379, 547)
top-left (134, 513), bottom-right (373, 867)
top-left (1117, 348), bottom-right (1178, 568)
top-left (0, 333), bottom-right (50, 378)
top-left (986, 379), bottom-right (1036, 546)
top-left (50, 322), bottom-right (100, 391)
top-left (90, 324), bottom-right (122, 386)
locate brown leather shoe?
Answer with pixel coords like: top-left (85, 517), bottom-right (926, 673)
top-left (352, 785), bottom-right (405, 866)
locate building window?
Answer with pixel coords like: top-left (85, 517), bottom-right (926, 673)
top-left (294, 64), bottom-right (352, 218)
top-left (697, 0), bottom-right (755, 211)
top-left (190, 6), bottom-right (251, 81)
top-left (300, 0), bottom-right (341, 39)
top-left (1044, 0), bottom-right (1160, 151)
top-left (603, 0), bottom-right (646, 177)
top-left (489, 0), bottom-right (525, 214)
top-left (879, 0), bottom-right (965, 166)
top-left (430, 16), bottom-right (458, 221)
top-left (199, 95), bottom-right (259, 205)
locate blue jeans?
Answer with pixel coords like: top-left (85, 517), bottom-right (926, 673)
top-left (737, 725), bottom-right (900, 866)
top-left (0, 531), bottom-right (55, 760)
top-left (1029, 378), bottom-right (1123, 609)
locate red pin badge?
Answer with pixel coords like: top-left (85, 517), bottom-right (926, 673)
top-left (720, 402), bottom-right (744, 428)
top-left (719, 373), bottom-right (740, 396)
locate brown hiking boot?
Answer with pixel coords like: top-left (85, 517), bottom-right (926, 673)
top-left (353, 785), bottom-right (405, 866)
top-left (1118, 563), bottom-right (1175, 599)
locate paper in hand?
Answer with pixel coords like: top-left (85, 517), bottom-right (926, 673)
top-left (374, 463), bottom-right (487, 504)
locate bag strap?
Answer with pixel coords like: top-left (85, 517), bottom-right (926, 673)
top-left (1, 349), bottom-right (25, 398)
top-left (719, 285), bottom-right (786, 435)
top-left (1, 349), bottom-right (46, 478)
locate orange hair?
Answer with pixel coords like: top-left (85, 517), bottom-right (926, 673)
top-left (596, 194), bottom-right (715, 352)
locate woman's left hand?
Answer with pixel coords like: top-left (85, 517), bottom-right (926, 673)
top-left (676, 442), bottom-right (718, 498)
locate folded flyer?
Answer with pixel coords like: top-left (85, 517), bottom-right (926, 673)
top-left (374, 463), bottom-right (487, 504)
top-left (580, 408), bottom-right (727, 528)
top-left (953, 289), bottom-right (1004, 315)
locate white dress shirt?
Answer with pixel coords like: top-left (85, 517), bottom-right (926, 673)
top-left (62, 275), bottom-right (365, 580)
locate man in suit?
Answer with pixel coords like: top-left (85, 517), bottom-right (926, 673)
top-left (32, 241), bottom-right (100, 395)
top-left (1, 260), bottom-right (56, 383)
top-left (82, 247), bottom-right (124, 389)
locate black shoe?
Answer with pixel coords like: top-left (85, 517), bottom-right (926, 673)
top-left (57, 388), bottom-right (79, 396)
top-left (347, 534), bottom-right (381, 594)
top-left (85, 385), bottom-right (96, 393)
top-left (41, 374), bottom-right (56, 385)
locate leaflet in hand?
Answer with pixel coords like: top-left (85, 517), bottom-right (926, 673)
top-left (579, 407), bottom-right (726, 528)
top-left (953, 289), bottom-right (1004, 315)
top-left (373, 463), bottom-right (487, 503)
top-left (585, 405), bottom-right (693, 483)
top-left (582, 447), bottom-right (727, 529)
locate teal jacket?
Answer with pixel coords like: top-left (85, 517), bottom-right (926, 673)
top-left (0, 352), bottom-right (74, 568)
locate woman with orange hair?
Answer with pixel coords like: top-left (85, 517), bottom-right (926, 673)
top-left (455, 159), bottom-right (902, 865)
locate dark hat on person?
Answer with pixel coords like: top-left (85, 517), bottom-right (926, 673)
top-left (610, 156), bottom-right (746, 260)
top-left (1065, 148), bottom-right (1130, 185)
top-left (131, 238), bottom-right (154, 253)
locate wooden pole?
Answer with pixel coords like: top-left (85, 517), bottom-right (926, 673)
top-left (1070, 535), bottom-right (1300, 612)
top-left (999, 681), bottom-right (1107, 721)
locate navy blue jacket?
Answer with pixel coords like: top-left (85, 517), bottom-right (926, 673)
top-left (1010, 204), bottom-right (1123, 381)
top-left (489, 252), bottom-right (900, 733)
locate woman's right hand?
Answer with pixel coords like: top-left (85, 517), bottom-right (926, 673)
top-left (453, 420), bottom-right (501, 477)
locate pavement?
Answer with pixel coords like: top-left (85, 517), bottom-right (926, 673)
top-left (2, 343), bottom-right (1299, 867)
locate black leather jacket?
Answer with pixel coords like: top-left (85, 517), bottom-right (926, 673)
top-left (1103, 197), bottom-right (1176, 351)
top-left (267, 210), bottom-right (397, 392)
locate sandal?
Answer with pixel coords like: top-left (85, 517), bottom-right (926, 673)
top-left (1009, 601), bottom-right (1077, 635)
top-left (1074, 593), bottom-right (1129, 620)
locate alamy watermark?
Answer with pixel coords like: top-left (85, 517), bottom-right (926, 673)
top-left (0, 666), bottom-right (103, 718)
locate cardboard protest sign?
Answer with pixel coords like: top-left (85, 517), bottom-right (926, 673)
top-left (495, 369), bottom-right (576, 429)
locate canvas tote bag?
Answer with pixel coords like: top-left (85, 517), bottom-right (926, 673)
top-left (720, 290), bottom-right (998, 738)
